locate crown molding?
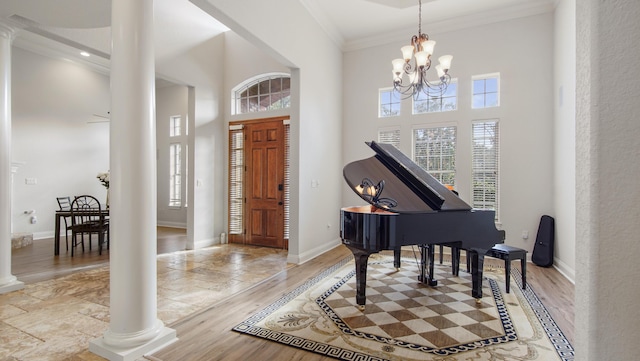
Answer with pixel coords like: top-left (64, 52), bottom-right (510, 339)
top-left (342, 1), bottom-right (556, 52)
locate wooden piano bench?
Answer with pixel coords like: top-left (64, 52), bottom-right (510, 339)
top-left (485, 244), bottom-right (527, 293)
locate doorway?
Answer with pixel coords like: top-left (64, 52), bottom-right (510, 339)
top-left (228, 117), bottom-right (289, 249)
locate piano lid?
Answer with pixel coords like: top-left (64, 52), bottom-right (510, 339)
top-left (343, 141), bottom-right (472, 213)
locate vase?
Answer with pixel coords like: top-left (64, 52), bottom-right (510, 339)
top-left (106, 189), bottom-right (110, 208)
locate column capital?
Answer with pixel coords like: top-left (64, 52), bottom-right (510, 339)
top-left (0, 22), bottom-right (18, 41)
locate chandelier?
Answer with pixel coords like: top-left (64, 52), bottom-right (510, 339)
top-left (392, 0), bottom-right (453, 99)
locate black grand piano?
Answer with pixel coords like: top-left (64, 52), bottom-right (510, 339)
top-left (340, 141), bottom-right (504, 309)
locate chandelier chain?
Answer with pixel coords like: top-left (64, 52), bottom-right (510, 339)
top-left (418, 0), bottom-right (422, 35)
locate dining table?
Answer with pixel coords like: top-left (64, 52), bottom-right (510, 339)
top-left (54, 208), bottom-right (109, 255)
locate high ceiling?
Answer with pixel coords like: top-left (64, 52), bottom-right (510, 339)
top-left (0, 0), bottom-right (555, 71)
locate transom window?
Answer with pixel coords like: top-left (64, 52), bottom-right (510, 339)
top-left (413, 125), bottom-right (457, 186)
top-left (413, 79), bottom-right (458, 114)
top-left (379, 88), bottom-right (401, 117)
top-left (232, 73), bottom-right (291, 115)
top-left (472, 73), bottom-right (500, 108)
top-left (170, 115), bottom-right (181, 137)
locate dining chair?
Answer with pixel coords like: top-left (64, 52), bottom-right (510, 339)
top-left (56, 196), bottom-right (72, 251)
top-left (69, 195), bottom-right (109, 256)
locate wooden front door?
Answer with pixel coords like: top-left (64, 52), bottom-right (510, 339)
top-left (244, 120), bottom-right (285, 248)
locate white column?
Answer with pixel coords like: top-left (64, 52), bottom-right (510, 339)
top-left (0, 23), bottom-right (23, 295)
top-left (89, 1), bottom-right (176, 359)
top-left (575, 1), bottom-right (640, 360)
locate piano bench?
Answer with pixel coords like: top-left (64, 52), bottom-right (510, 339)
top-left (485, 244), bottom-right (527, 293)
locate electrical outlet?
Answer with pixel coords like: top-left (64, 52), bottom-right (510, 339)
top-left (522, 230), bottom-right (529, 240)
top-left (25, 178), bottom-right (37, 185)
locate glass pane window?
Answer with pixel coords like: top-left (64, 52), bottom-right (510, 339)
top-left (229, 129), bottom-right (244, 234)
top-left (472, 120), bottom-right (500, 219)
top-left (233, 73), bottom-right (291, 115)
top-left (379, 88), bottom-right (400, 117)
top-left (170, 116), bottom-right (181, 137)
top-left (413, 80), bottom-right (458, 114)
top-left (472, 74), bottom-right (500, 109)
top-left (169, 143), bottom-right (182, 207)
top-left (413, 125), bottom-right (457, 186)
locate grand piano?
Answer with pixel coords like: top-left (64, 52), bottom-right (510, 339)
top-left (340, 141), bottom-right (505, 308)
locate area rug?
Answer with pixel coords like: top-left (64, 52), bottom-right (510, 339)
top-left (233, 253), bottom-right (574, 361)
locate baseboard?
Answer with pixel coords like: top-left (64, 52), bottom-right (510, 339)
top-left (287, 238), bottom-right (342, 265)
top-left (156, 221), bottom-right (187, 229)
top-left (552, 257), bottom-right (575, 284)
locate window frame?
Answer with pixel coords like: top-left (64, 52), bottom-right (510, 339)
top-left (472, 73), bottom-right (500, 109)
top-left (412, 78), bottom-right (458, 114)
top-left (169, 142), bottom-right (182, 208)
top-left (411, 123), bottom-right (458, 187)
top-left (378, 87), bottom-right (401, 117)
top-left (378, 126), bottom-right (401, 149)
top-left (231, 72), bottom-right (291, 115)
top-left (471, 119), bottom-right (500, 220)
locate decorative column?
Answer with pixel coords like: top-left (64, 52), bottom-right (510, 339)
top-left (0, 23), bottom-right (23, 295)
top-left (89, 0), bottom-right (176, 359)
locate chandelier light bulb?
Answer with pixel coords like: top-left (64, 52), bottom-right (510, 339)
top-left (401, 46), bottom-right (415, 61)
top-left (438, 55), bottom-right (453, 71)
top-left (422, 40), bottom-right (436, 55)
top-left (392, 59), bottom-right (405, 74)
top-left (414, 51), bottom-right (429, 68)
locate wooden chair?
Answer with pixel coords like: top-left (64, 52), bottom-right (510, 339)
top-left (69, 195), bottom-right (109, 256)
top-left (56, 196), bottom-right (72, 251)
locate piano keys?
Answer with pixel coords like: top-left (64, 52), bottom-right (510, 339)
top-left (340, 141), bottom-right (504, 309)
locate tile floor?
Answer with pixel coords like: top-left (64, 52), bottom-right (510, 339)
top-left (0, 244), bottom-right (290, 360)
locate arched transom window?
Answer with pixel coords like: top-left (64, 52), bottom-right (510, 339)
top-left (232, 73), bottom-right (291, 115)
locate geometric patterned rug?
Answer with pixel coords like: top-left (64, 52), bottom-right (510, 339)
top-left (233, 253), bottom-right (575, 361)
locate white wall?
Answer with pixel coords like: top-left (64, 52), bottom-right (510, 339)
top-left (11, 47), bottom-right (110, 238)
top-left (342, 14), bottom-right (556, 258)
top-left (156, 84), bottom-right (188, 228)
top-left (553, 0), bottom-right (576, 281)
top-left (11, 47), bottom-right (195, 240)
top-left (194, 0), bottom-right (344, 263)
top-left (155, 35), bottom-right (226, 249)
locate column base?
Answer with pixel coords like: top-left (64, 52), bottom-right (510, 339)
top-left (89, 327), bottom-right (177, 361)
top-left (0, 278), bottom-right (24, 294)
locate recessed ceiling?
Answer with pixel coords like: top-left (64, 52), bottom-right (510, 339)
top-left (0, 0), bottom-right (556, 68)
top-left (364, 0), bottom-right (435, 10)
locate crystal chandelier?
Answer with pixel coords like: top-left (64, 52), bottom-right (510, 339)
top-left (392, 0), bottom-right (453, 99)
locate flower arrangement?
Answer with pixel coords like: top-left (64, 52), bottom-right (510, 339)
top-left (97, 171), bottom-right (110, 189)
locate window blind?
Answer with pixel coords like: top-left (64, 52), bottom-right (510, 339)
top-left (472, 120), bottom-right (500, 218)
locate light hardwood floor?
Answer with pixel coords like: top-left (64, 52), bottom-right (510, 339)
top-left (10, 229), bottom-right (574, 360)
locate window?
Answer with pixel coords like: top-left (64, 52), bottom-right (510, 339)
top-left (170, 115), bottom-right (181, 137)
top-left (169, 143), bottom-right (182, 207)
top-left (413, 80), bottom-right (458, 114)
top-left (379, 88), bottom-right (400, 117)
top-left (472, 120), bottom-right (500, 218)
top-left (378, 127), bottom-right (400, 148)
top-left (232, 73), bottom-right (291, 115)
top-left (472, 73), bottom-right (500, 108)
top-left (229, 126), bottom-right (244, 235)
top-left (413, 125), bottom-right (457, 186)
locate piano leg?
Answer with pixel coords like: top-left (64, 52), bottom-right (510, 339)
top-left (345, 246), bottom-right (372, 310)
top-left (418, 245), bottom-right (437, 286)
top-left (469, 249), bottom-right (486, 302)
top-left (393, 248), bottom-right (401, 269)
